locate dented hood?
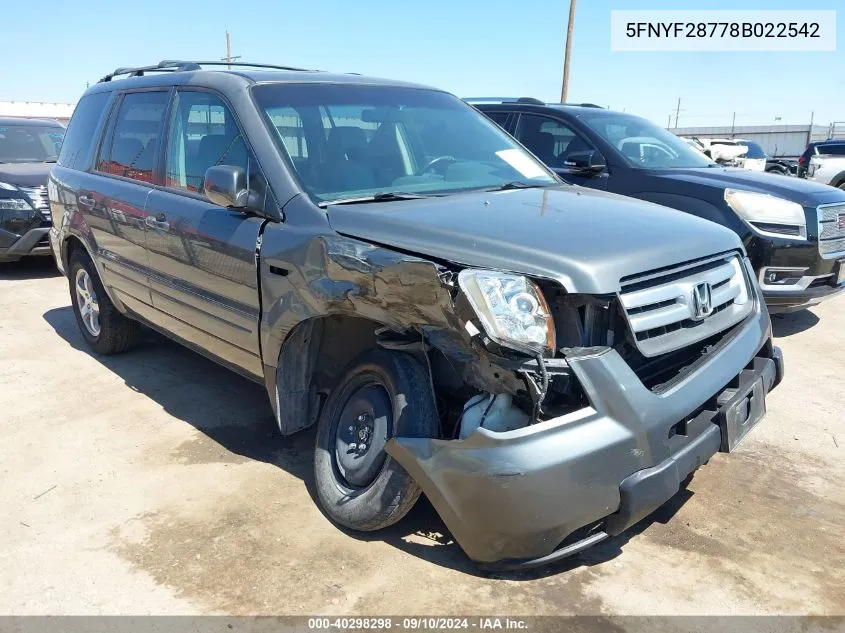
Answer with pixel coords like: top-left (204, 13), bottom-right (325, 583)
top-left (326, 186), bottom-right (742, 294)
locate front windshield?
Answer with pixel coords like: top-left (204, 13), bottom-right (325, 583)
top-left (582, 113), bottom-right (714, 169)
top-left (0, 125), bottom-right (65, 163)
top-left (252, 84), bottom-right (557, 203)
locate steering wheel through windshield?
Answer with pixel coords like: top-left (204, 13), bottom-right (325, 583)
top-left (418, 155), bottom-right (456, 175)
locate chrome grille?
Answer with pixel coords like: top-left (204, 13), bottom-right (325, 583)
top-left (818, 203), bottom-right (845, 258)
top-left (18, 185), bottom-right (51, 223)
top-left (619, 254), bottom-right (754, 358)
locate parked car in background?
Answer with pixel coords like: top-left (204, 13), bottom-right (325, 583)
top-left (0, 117), bottom-right (65, 263)
top-left (50, 61), bottom-right (784, 569)
top-left (472, 99), bottom-right (845, 313)
top-left (692, 137), bottom-right (748, 166)
top-left (798, 140), bottom-right (845, 178)
top-left (806, 145), bottom-right (845, 190)
top-left (694, 138), bottom-right (767, 172)
top-left (765, 157), bottom-right (798, 177)
top-left (733, 139), bottom-right (767, 172)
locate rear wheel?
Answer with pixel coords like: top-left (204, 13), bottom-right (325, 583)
top-left (314, 350), bottom-right (438, 531)
top-left (69, 250), bottom-right (140, 354)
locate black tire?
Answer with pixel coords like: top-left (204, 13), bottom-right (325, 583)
top-left (68, 249), bottom-right (140, 355)
top-left (314, 350), bottom-right (438, 531)
top-left (837, 182), bottom-right (845, 191)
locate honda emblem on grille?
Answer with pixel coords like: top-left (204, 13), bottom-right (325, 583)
top-left (691, 282), bottom-right (713, 320)
top-left (838, 214), bottom-right (845, 230)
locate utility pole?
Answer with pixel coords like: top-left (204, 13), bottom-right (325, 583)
top-left (674, 98), bottom-right (682, 129)
top-left (222, 30), bottom-right (242, 69)
top-left (730, 112), bottom-right (736, 138)
top-left (560, 0), bottom-right (577, 103)
top-left (809, 110), bottom-right (815, 145)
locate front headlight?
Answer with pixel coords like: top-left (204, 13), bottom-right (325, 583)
top-left (724, 188), bottom-right (807, 239)
top-left (458, 269), bottom-right (555, 355)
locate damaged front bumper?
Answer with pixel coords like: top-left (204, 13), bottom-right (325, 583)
top-left (386, 297), bottom-right (783, 570)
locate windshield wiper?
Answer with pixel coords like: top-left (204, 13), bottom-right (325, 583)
top-left (320, 191), bottom-right (436, 207)
top-left (489, 181), bottom-right (547, 191)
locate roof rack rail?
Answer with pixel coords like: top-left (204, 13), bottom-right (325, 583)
top-left (464, 97), bottom-right (546, 105)
top-left (98, 60), bottom-right (319, 83)
top-left (559, 102), bottom-right (603, 108)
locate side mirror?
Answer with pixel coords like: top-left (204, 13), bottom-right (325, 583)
top-left (204, 165), bottom-right (249, 209)
top-left (564, 149), bottom-right (606, 174)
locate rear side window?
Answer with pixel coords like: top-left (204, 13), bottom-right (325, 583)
top-left (98, 91), bottom-right (169, 184)
top-left (819, 144), bottom-right (845, 156)
top-left (57, 92), bottom-right (111, 170)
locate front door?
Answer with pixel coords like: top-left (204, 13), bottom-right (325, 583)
top-left (514, 113), bottom-right (608, 190)
top-left (144, 89), bottom-right (268, 378)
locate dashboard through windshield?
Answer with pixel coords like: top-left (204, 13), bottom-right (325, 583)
top-left (253, 84), bottom-right (557, 204)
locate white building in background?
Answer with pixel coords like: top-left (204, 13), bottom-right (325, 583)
top-left (0, 101), bottom-right (76, 125)
top-left (670, 123), bottom-right (845, 158)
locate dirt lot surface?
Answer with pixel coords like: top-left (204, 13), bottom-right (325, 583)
top-left (1, 258), bottom-right (843, 616)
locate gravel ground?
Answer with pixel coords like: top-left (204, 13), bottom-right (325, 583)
top-left (1, 258), bottom-right (843, 616)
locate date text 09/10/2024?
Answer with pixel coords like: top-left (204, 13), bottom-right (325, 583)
top-left (307, 617), bottom-right (529, 630)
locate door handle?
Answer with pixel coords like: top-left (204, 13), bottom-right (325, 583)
top-left (144, 213), bottom-right (169, 231)
top-left (78, 195), bottom-right (95, 208)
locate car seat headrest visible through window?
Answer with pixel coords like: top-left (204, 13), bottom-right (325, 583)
top-left (325, 126), bottom-right (369, 162)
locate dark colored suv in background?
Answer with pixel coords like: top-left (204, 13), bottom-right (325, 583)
top-left (798, 140), bottom-right (845, 179)
top-left (473, 99), bottom-right (845, 313)
top-left (0, 117), bottom-right (65, 263)
top-left (50, 61), bottom-right (782, 569)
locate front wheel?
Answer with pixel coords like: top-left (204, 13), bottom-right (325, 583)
top-left (314, 350), bottom-right (438, 531)
top-left (69, 250), bottom-right (140, 355)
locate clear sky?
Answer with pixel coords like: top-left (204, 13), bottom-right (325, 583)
top-left (1, 0), bottom-right (842, 128)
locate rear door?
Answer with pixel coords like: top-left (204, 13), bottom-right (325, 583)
top-left (82, 90), bottom-right (170, 311)
top-left (514, 113), bottom-right (608, 189)
top-left (143, 88), bottom-right (267, 377)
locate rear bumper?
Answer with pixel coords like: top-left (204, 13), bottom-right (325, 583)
top-left (387, 292), bottom-right (782, 568)
top-left (0, 227), bottom-right (51, 262)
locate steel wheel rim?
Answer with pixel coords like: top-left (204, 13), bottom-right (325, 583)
top-left (75, 268), bottom-right (101, 337)
top-left (333, 383), bottom-right (392, 489)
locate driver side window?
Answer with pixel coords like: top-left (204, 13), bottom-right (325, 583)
top-left (165, 90), bottom-right (261, 197)
top-left (515, 114), bottom-right (597, 171)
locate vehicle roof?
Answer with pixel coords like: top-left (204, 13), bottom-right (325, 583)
top-left (86, 68), bottom-right (440, 94)
top-left (474, 102), bottom-right (617, 117)
top-left (0, 116), bottom-right (65, 127)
